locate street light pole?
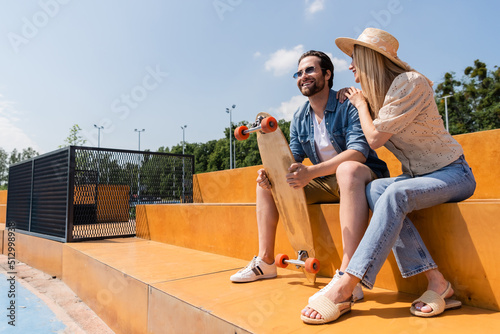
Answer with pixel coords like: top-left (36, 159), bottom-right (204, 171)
top-left (134, 128), bottom-right (145, 200)
top-left (94, 124), bottom-right (104, 148)
top-left (134, 128), bottom-right (145, 150)
top-left (225, 105), bottom-right (236, 169)
top-left (180, 125), bottom-right (187, 154)
top-left (442, 95), bottom-right (452, 132)
top-left (180, 125), bottom-right (187, 203)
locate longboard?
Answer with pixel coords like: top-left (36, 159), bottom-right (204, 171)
top-left (235, 112), bottom-right (318, 283)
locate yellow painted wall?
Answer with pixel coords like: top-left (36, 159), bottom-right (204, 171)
top-left (375, 129), bottom-right (500, 199)
top-left (0, 190), bottom-right (6, 225)
top-left (194, 129), bottom-right (500, 203)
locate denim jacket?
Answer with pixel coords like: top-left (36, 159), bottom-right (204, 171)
top-left (289, 89), bottom-right (389, 178)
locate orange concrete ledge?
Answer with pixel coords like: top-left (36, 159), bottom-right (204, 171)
top-left (137, 200), bottom-right (500, 311)
top-left (192, 130), bottom-right (500, 204)
top-left (12, 234), bottom-right (500, 333)
top-left (375, 129), bottom-right (500, 199)
top-left (3, 231), bottom-right (63, 278)
top-left (0, 189), bottom-right (6, 225)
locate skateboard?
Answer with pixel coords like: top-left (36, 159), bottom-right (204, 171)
top-left (235, 112), bottom-right (319, 283)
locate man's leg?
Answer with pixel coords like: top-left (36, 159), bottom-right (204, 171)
top-left (305, 161), bottom-right (374, 302)
top-left (230, 180), bottom-right (279, 282)
top-left (256, 184), bottom-right (279, 264)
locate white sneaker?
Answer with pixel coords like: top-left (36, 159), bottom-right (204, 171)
top-left (230, 256), bottom-right (277, 283)
top-left (308, 269), bottom-right (364, 303)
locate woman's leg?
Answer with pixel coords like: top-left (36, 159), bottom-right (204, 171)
top-left (347, 159), bottom-right (475, 289)
top-left (303, 157), bottom-right (475, 320)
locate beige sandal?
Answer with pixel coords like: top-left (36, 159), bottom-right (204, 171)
top-left (410, 282), bottom-right (462, 317)
top-left (301, 295), bottom-right (353, 325)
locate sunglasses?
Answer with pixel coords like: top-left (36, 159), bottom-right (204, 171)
top-left (293, 66), bottom-right (325, 79)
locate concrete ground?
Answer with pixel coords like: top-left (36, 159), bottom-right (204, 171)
top-left (0, 254), bottom-right (114, 334)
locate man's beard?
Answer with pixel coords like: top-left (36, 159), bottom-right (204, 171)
top-left (300, 79), bottom-right (325, 97)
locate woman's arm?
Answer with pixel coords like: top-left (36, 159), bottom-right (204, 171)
top-left (345, 87), bottom-right (392, 150)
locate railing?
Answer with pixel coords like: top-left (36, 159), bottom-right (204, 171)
top-left (6, 146), bottom-right (194, 242)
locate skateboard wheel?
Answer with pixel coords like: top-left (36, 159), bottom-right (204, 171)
top-left (234, 126), bottom-right (249, 141)
top-left (275, 254), bottom-right (289, 268)
top-left (261, 117), bottom-right (278, 133)
top-left (304, 257), bottom-right (320, 274)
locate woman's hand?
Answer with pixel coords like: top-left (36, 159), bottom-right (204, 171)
top-left (345, 87), bottom-right (368, 110)
top-left (286, 163), bottom-right (312, 189)
top-left (256, 168), bottom-right (272, 190)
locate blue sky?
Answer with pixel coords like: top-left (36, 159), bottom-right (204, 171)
top-left (0, 0), bottom-right (498, 154)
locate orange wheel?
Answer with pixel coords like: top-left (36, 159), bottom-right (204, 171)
top-left (261, 117), bottom-right (278, 133)
top-left (275, 254), bottom-right (289, 268)
top-left (305, 257), bottom-right (320, 274)
top-left (234, 126), bottom-right (249, 141)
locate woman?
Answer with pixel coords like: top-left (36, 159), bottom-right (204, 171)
top-left (301, 28), bottom-right (476, 325)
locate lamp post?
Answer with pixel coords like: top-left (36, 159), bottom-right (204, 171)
top-left (180, 125), bottom-right (187, 154)
top-left (180, 125), bottom-right (187, 202)
top-left (225, 104), bottom-right (236, 169)
top-left (94, 124), bottom-right (104, 148)
top-left (134, 128), bottom-right (145, 150)
top-left (134, 129), bottom-right (145, 200)
top-left (442, 95), bottom-right (452, 132)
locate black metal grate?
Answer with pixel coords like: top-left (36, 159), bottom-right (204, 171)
top-left (31, 149), bottom-right (69, 239)
top-left (6, 146), bottom-right (194, 242)
top-left (5, 161), bottom-right (33, 232)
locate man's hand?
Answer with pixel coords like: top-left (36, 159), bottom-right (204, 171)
top-left (336, 87), bottom-right (350, 103)
top-left (256, 168), bottom-right (272, 190)
top-left (286, 163), bottom-right (312, 189)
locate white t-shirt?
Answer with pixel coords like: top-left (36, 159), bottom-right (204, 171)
top-left (313, 114), bottom-right (338, 162)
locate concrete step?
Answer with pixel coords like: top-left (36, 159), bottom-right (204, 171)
top-left (59, 236), bottom-right (500, 334)
top-left (137, 200), bottom-right (500, 312)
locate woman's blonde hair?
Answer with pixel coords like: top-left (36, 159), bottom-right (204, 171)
top-left (353, 44), bottom-right (409, 119)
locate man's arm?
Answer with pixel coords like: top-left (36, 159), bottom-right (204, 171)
top-left (286, 98), bottom-right (368, 189)
top-left (286, 149), bottom-right (366, 189)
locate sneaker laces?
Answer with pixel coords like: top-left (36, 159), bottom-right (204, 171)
top-left (238, 256), bottom-right (259, 274)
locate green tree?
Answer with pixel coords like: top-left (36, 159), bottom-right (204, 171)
top-left (0, 147), bottom-right (39, 189)
top-left (21, 147), bottom-right (39, 160)
top-left (158, 118), bottom-right (291, 174)
top-left (8, 149), bottom-right (21, 165)
top-left (60, 124), bottom-right (87, 147)
top-left (0, 148), bottom-right (8, 187)
top-left (435, 60), bottom-right (500, 134)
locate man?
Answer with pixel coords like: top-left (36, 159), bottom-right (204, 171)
top-left (230, 51), bottom-right (388, 301)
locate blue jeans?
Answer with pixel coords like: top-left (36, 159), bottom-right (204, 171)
top-left (345, 155), bottom-right (476, 289)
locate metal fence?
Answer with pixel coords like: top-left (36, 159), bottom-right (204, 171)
top-left (6, 146), bottom-right (194, 242)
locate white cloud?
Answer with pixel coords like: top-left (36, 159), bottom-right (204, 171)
top-left (306, 0), bottom-right (325, 14)
top-left (265, 45), bottom-right (304, 77)
top-left (268, 95), bottom-right (308, 121)
top-left (0, 97), bottom-right (40, 153)
top-left (253, 51), bottom-right (262, 58)
top-left (332, 57), bottom-right (350, 72)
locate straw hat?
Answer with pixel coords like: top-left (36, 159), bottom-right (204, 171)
top-left (335, 28), bottom-right (409, 70)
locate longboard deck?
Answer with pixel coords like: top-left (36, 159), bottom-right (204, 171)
top-left (256, 112), bottom-right (316, 283)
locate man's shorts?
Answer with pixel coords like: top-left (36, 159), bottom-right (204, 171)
top-left (304, 169), bottom-right (378, 205)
